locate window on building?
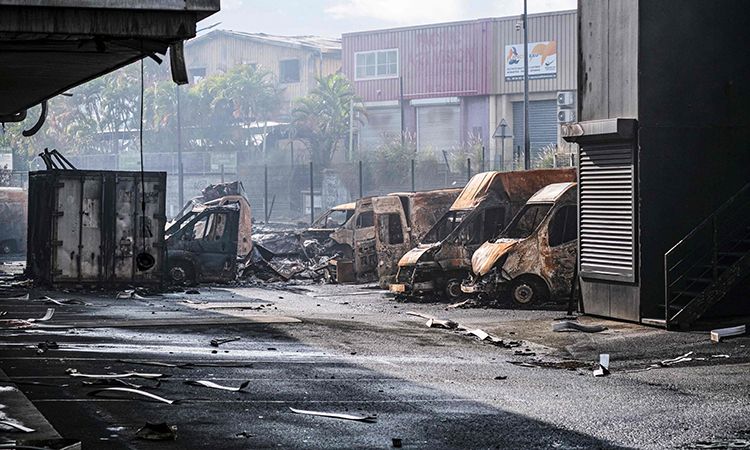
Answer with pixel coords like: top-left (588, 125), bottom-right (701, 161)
top-left (189, 67), bottom-right (206, 85)
top-left (279, 59), bottom-right (300, 83)
top-left (355, 49), bottom-right (398, 80)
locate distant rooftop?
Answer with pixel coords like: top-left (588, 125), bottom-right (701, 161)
top-left (187, 30), bottom-right (341, 54)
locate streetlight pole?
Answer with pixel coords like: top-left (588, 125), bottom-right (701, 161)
top-left (176, 84), bottom-right (184, 208)
top-left (523, 0), bottom-right (530, 170)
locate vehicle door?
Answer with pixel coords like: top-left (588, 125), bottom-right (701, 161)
top-left (373, 196), bottom-right (411, 283)
top-left (352, 201), bottom-right (377, 282)
top-left (540, 203), bottom-right (577, 298)
top-left (176, 210), bottom-right (239, 281)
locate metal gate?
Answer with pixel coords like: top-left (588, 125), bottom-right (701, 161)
top-left (512, 100), bottom-right (559, 161)
top-left (359, 107), bottom-right (401, 149)
top-left (417, 105), bottom-right (460, 152)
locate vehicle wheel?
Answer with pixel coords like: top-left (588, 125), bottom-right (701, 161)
top-left (444, 279), bottom-right (463, 300)
top-left (168, 260), bottom-right (195, 286)
top-left (509, 276), bottom-right (549, 309)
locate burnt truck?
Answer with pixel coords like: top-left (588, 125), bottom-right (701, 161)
top-left (165, 194), bottom-right (252, 285)
top-left (299, 202), bottom-right (356, 247)
top-left (314, 189), bottom-right (460, 284)
top-left (373, 189), bottom-right (461, 286)
top-left (461, 182), bottom-right (577, 307)
top-left (389, 169), bottom-right (576, 299)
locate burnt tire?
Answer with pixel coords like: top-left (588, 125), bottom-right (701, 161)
top-left (168, 260), bottom-right (195, 286)
top-left (509, 276), bottom-right (549, 309)
top-left (444, 279), bottom-right (463, 300)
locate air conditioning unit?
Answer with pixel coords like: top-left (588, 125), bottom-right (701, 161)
top-left (558, 109), bottom-right (576, 123)
top-left (557, 91), bottom-right (574, 107)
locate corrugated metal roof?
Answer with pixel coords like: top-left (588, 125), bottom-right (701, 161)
top-left (187, 30), bottom-right (341, 54)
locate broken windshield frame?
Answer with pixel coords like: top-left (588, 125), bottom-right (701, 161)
top-left (499, 203), bottom-right (553, 240)
top-left (422, 210), bottom-right (470, 244)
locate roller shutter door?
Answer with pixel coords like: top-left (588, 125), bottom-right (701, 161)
top-left (579, 143), bottom-right (636, 282)
top-left (359, 107), bottom-right (401, 149)
top-left (417, 105), bottom-right (460, 152)
top-left (512, 100), bottom-right (559, 161)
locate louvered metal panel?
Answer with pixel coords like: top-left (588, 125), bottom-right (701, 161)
top-left (579, 143), bottom-right (635, 282)
top-left (512, 100), bottom-right (559, 160)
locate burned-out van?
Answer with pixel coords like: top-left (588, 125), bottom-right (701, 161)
top-left (390, 169), bottom-right (576, 299)
top-left (461, 182), bottom-right (577, 307)
top-left (373, 188), bottom-right (461, 286)
top-left (328, 197), bottom-right (377, 282)
top-left (300, 202), bottom-right (356, 245)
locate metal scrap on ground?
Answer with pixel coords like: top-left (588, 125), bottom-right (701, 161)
top-left (711, 325), bottom-right (746, 342)
top-left (660, 351), bottom-right (693, 366)
top-left (87, 387), bottom-right (178, 404)
top-left (82, 378), bottom-right (144, 389)
top-left (593, 354), bottom-right (610, 377)
top-left (210, 336), bottom-right (241, 347)
top-left (552, 321), bottom-right (606, 333)
top-left (0, 420), bottom-right (35, 433)
top-left (27, 307), bottom-right (54, 322)
top-left (35, 296), bottom-right (92, 306)
top-left (0, 293), bottom-right (29, 300)
top-left (184, 380), bottom-right (250, 392)
top-left (289, 407), bottom-right (376, 422)
top-left (67, 368), bottom-right (169, 380)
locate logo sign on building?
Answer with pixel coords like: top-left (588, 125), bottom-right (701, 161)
top-left (505, 41), bottom-right (557, 81)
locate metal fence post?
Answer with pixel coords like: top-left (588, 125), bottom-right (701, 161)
top-left (264, 165), bottom-right (268, 223)
top-left (359, 160), bottom-right (363, 199)
top-left (411, 159), bottom-right (415, 192)
top-left (467, 158), bottom-right (471, 182)
top-left (481, 146), bottom-right (485, 173)
top-left (309, 162), bottom-right (314, 225)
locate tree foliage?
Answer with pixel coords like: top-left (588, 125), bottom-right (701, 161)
top-left (291, 74), bottom-right (365, 169)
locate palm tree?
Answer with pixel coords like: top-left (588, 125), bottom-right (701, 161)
top-left (291, 74), bottom-right (365, 169)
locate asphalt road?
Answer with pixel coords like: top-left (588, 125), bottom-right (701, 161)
top-left (1, 277), bottom-right (749, 449)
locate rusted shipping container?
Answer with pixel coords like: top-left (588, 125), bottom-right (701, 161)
top-left (27, 170), bottom-right (167, 288)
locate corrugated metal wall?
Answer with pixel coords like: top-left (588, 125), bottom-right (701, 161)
top-left (342, 19), bottom-right (492, 102)
top-left (185, 34), bottom-right (342, 106)
top-left (342, 11), bottom-right (576, 102)
top-left (512, 100), bottom-right (559, 160)
top-left (493, 10), bottom-right (577, 94)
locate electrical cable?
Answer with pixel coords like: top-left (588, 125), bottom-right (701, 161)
top-left (136, 46), bottom-right (155, 271)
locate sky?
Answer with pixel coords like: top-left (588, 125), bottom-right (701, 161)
top-left (202, 0), bottom-right (577, 38)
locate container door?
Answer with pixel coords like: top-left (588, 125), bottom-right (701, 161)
top-left (373, 196), bottom-right (411, 284)
top-left (353, 200), bottom-right (377, 282)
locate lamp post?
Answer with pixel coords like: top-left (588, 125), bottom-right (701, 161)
top-left (522, 0), bottom-right (530, 170)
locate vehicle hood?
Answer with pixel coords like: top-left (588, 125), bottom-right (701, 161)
top-left (398, 243), bottom-right (440, 267)
top-left (471, 239), bottom-right (519, 276)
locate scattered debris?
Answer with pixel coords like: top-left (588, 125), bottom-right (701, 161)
top-left (686, 439), bottom-right (750, 449)
top-left (210, 336), bottom-right (241, 347)
top-left (185, 290), bottom-right (201, 295)
top-left (36, 340), bottom-right (59, 354)
top-left (711, 325), bottom-right (746, 342)
top-left (135, 422), bottom-right (177, 440)
top-left (27, 307), bottom-right (54, 322)
top-left (87, 387), bottom-right (178, 404)
top-left (0, 319), bottom-right (36, 329)
top-left (507, 361), bottom-right (536, 368)
top-left (712, 354), bottom-right (730, 358)
top-left (593, 354), bottom-right (610, 377)
top-left (235, 431), bottom-right (256, 438)
top-left (81, 378), bottom-right (144, 389)
top-left (392, 438), bottom-right (403, 448)
top-left (289, 407), bottom-right (376, 422)
top-left (0, 420), bottom-right (35, 433)
top-left (514, 350), bottom-right (536, 357)
top-left (184, 380), bottom-right (250, 392)
top-left (447, 299), bottom-right (473, 308)
top-left (117, 360), bottom-right (192, 368)
top-left (552, 321), bottom-right (606, 333)
top-left (0, 293), bottom-right (30, 300)
top-left (494, 375), bottom-right (508, 380)
top-left (67, 368), bottom-right (169, 380)
top-left (35, 296), bottom-right (92, 306)
top-left (425, 318), bottom-right (458, 329)
top-left (660, 351), bottom-right (694, 366)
